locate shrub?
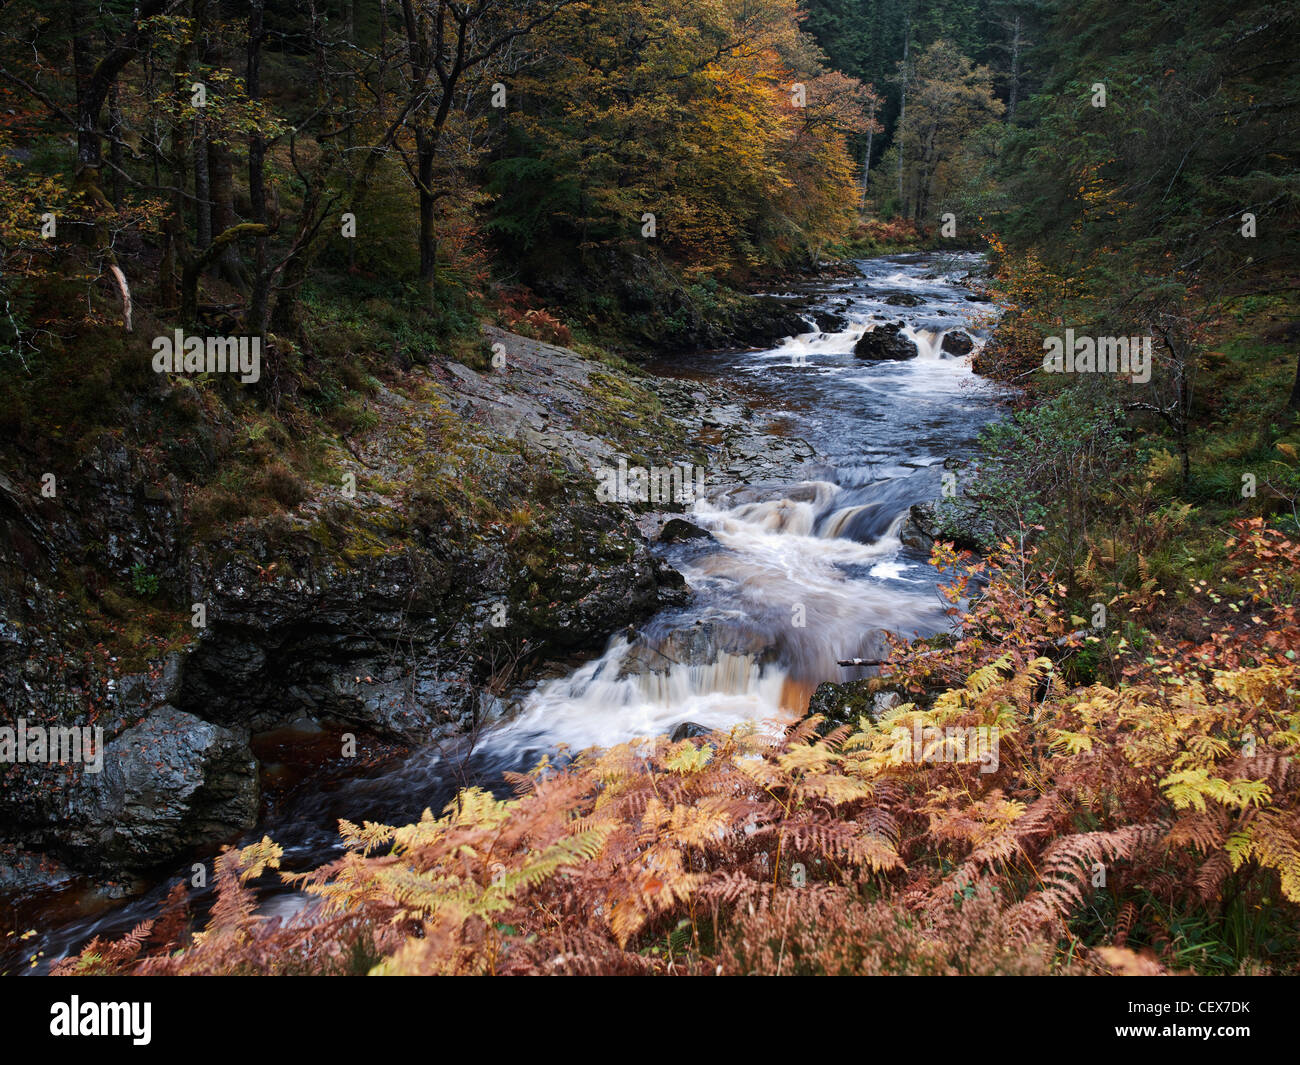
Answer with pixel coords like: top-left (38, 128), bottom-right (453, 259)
top-left (57, 527), bottom-right (1300, 976)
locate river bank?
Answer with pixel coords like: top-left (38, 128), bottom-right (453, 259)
top-left (2, 251), bottom-right (1005, 971)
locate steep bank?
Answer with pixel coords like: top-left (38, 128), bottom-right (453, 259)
top-left (1, 321), bottom-right (804, 880)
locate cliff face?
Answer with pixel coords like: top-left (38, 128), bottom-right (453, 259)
top-left (0, 327), bottom-right (701, 875)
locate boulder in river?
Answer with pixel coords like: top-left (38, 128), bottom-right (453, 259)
top-left (616, 619), bottom-right (775, 679)
top-left (882, 292), bottom-right (923, 307)
top-left (61, 706), bottom-right (259, 872)
top-left (854, 323), bottom-right (917, 361)
top-left (670, 721), bottom-right (713, 742)
top-left (659, 518), bottom-right (712, 543)
top-left (811, 308), bottom-right (848, 332)
top-left (941, 330), bottom-right (974, 356)
top-left (807, 680), bottom-right (907, 733)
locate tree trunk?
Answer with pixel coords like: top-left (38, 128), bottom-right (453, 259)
top-left (160, 23), bottom-right (195, 309)
top-left (246, 0), bottom-right (270, 333)
top-left (1288, 351), bottom-right (1300, 411)
top-left (915, 125), bottom-right (938, 221)
top-left (417, 131), bottom-right (437, 287)
top-left (182, 223), bottom-right (270, 326)
top-left (107, 81), bottom-right (124, 205)
top-left (270, 171), bottom-right (326, 335)
top-left (209, 141), bottom-right (245, 289)
top-left (345, 0), bottom-right (357, 271)
top-left (192, 0), bottom-right (211, 251)
top-left (207, 32), bottom-right (244, 290)
top-left (895, 7), bottom-right (912, 214)
top-left (193, 114), bottom-right (212, 250)
top-left (69, 0), bottom-right (169, 190)
top-left (1007, 16), bottom-right (1023, 125)
top-left (860, 119), bottom-right (873, 209)
top-left (71, 0), bottom-right (101, 186)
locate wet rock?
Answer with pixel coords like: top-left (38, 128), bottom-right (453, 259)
top-left (61, 706), bottom-right (259, 872)
top-left (733, 297), bottom-right (814, 348)
top-left (810, 309), bottom-right (848, 332)
top-left (670, 721), bottom-right (713, 742)
top-left (905, 498), bottom-right (997, 554)
top-left (616, 619), bottom-right (775, 678)
top-left (854, 323), bottom-right (917, 361)
top-left (941, 330), bottom-right (974, 356)
top-left (659, 518), bottom-right (711, 543)
top-left (807, 677), bottom-right (908, 734)
top-left (653, 559), bottom-right (691, 608)
top-left (900, 515), bottom-right (935, 552)
top-left (1, 324), bottom-right (698, 876)
top-left (807, 679), bottom-right (871, 731)
top-left (872, 691), bottom-right (903, 716)
top-left (882, 292), bottom-right (923, 307)
top-left (0, 846), bottom-right (75, 893)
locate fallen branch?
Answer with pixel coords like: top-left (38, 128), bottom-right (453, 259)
top-left (108, 264), bottom-right (132, 333)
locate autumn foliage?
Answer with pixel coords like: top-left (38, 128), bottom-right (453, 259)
top-left (56, 522), bottom-right (1300, 976)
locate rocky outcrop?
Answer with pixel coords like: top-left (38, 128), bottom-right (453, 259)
top-left (669, 721), bottom-right (713, 742)
top-left (650, 380), bottom-right (819, 484)
top-left (734, 297), bottom-right (815, 348)
top-left (537, 248), bottom-right (825, 351)
top-left (62, 706), bottom-right (259, 873)
top-left (854, 322), bottom-right (917, 361)
top-left (0, 326), bottom-right (712, 875)
top-left (616, 619), bottom-right (777, 679)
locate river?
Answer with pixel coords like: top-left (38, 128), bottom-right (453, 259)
top-left (10, 250), bottom-right (1004, 972)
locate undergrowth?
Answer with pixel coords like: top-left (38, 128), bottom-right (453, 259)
top-left (55, 522), bottom-right (1300, 976)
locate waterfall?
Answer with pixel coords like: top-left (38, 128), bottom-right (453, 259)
top-left (903, 325), bottom-right (946, 359)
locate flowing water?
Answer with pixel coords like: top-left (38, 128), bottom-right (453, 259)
top-left (9, 251), bottom-right (1004, 971)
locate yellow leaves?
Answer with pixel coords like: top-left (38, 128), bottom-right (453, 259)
top-left (339, 818), bottom-right (402, 855)
top-left (639, 795), bottom-right (734, 848)
top-left (1225, 811), bottom-right (1300, 902)
top-left (793, 772), bottom-right (875, 806)
top-left (965, 656), bottom-right (1011, 697)
top-left (925, 787), bottom-right (1027, 848)
top-left (236, 837), bottom-right (283, 882)
top-left (844, 830), bottom-right (903, 874)
top-left (1184, 734), bottom-right (1232, 761)
top-left (1159, 768), bottom-right (1271, 812)
top-left (1213, 664), bottom-right (1295, 711)
top-left (775, 741), bottom-right (838, 776)
top-left (665, 740), bottom-right (713, 774)
top-left (1047, 728), bottom-right (1095, 756)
